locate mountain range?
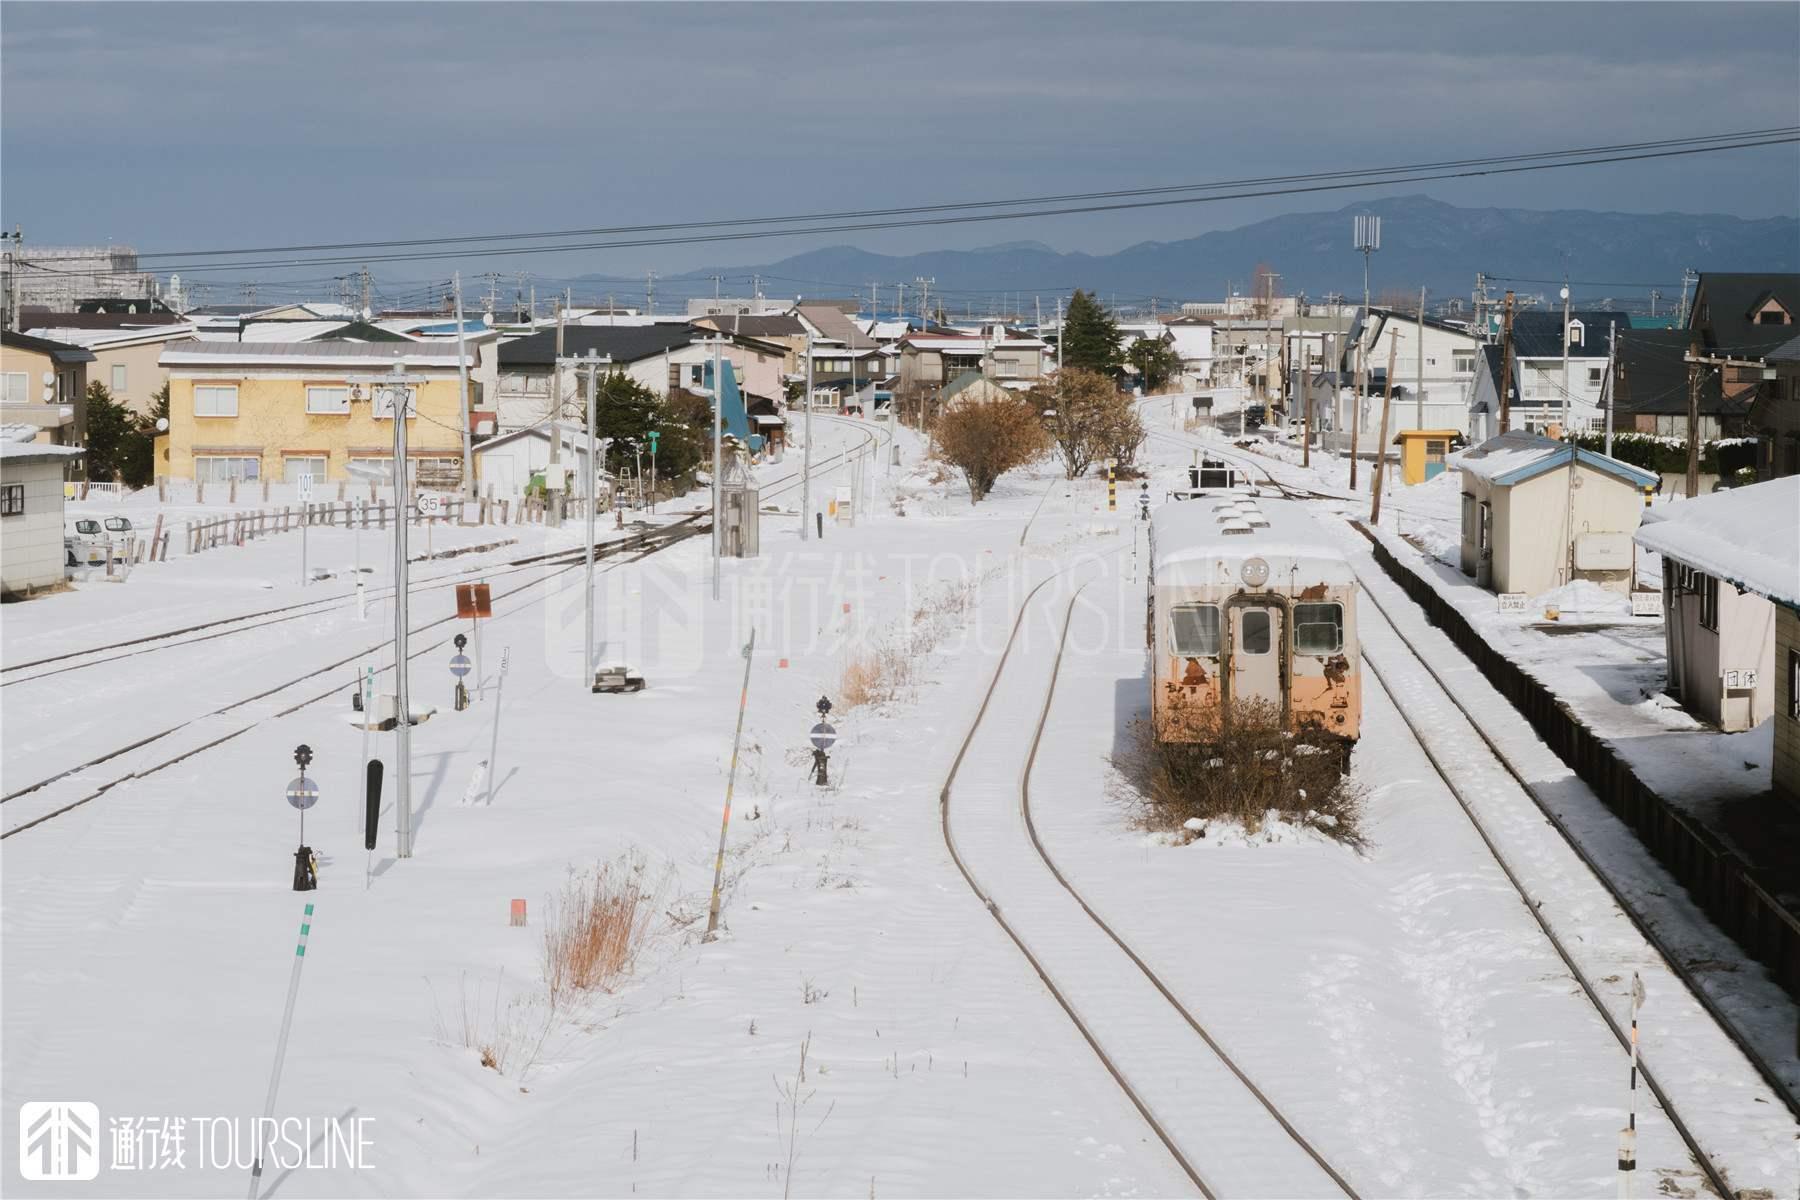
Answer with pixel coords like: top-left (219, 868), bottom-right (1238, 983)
top-left (664, 194), bottom-right (1797, 308)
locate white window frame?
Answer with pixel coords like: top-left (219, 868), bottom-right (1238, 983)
top-left (305, 385), bottom-right (351, 415)
top-left (194, 384), bottom-right (239, 417)
top-left (194, 455), bottom-right (260, 482)
top-left (1567, 320), bottom-right (1585, 348)
top-left (111, 363), bottom-right (128, 393)
top-left (1, 372), bottom-right (26, 404)
top-left (283, 455), bottom-right (328, 484)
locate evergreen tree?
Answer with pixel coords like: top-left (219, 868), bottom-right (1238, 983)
top-left (82, 382), bottom-right (134, 482)
top-left (1125, 334), bottom-right (1182, 392)
top-left (1059, 289), bottom-right (1123, 375)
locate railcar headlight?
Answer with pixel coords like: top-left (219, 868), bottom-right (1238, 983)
top-left (1241, 557), bottom-right (1270, 588)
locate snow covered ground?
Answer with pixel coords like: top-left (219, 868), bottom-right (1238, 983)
top-left (4, 406), bottom-right (1795, 1198)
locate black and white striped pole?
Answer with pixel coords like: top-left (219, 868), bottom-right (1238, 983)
top-left (285, 745), bottom-right (319, 892)
top-left (1617, 972), bottom-right (1644, 1199)
top-left (246, 900), bottom-right (314, 1200)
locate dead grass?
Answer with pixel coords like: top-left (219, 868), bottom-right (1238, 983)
top-left (1113, 697), bottom-right (1367, 848)
top-left (542, 854), bottom-right (662, 1011)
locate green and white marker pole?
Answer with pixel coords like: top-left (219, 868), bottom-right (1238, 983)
top-left (247, 901), bottom-right (315, 1200)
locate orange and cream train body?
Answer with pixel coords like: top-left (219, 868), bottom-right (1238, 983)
top-left (1147, 494), bottom-right (1361, 749)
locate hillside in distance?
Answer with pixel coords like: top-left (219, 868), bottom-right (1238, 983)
top-left (671, 194), bottom-right (1798, 304)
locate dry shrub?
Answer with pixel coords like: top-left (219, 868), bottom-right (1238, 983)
top-left (542, 854), bottom-right (661, 1010)
top-left (1114, 697), bottom-right (1366, 848)
top-left (838, 637), bottom-right (914, 711)
top-left (428, 969), bottom-right (554, 1078)
top-left (935, 393), bottom-right (1049, 501)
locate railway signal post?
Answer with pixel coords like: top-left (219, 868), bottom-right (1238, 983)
top-left (286, 744), bottom-right (319, 892)
top-left (450, 633), bottom-right (472, 711)
top-left (810, 695), bottom-right (837, 787)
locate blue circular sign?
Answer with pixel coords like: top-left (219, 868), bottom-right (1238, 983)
top-left (449, 654), bottom-right (472, 679)
top-left (286, 777), bottom-right (320, 811)
top-left (810, 722), bottom-right (837, 751)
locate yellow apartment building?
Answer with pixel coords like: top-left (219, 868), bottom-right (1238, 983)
top-left (158, 341), bottom-right (471, 486)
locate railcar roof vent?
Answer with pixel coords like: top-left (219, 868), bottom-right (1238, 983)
top-left (1218, 518), bottom-right (1254, 535)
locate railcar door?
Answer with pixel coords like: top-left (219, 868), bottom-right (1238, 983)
top-left (1229, 603), bottom-right (1285, 709)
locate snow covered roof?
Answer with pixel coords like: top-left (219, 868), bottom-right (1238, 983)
top-left (0, 439), bottom-right (84, 463)
top-left (1635, 476), bottom-right (1800, 608)
top-left (1457, 431), bottom-right (1656, 489)
top-left (1150, 494), bottom-right (1354, 587)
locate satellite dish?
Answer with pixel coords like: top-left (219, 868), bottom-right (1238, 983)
top-left (155, 417), bottom-right (169, 432)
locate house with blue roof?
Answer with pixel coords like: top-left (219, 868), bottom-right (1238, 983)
top-left (1456, 430), bottom-right (1658, 598)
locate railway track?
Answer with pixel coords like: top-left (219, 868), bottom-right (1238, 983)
top-left (2, 421), bottom-right (886, 688)
top-left (938, 562), bottom-right (1357, 1198)
top-left (2, 420), bottom-right (890, 838)
top-left (1345, 525), bottom-right (1797, 1130)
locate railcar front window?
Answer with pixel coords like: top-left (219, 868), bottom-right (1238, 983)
top-left (1240, 609), bottom-right (1272, 654)
top-left (1294, 602), bottom-right (1344, 654)
top-left (1170, 604), bottom-right (1221, 656)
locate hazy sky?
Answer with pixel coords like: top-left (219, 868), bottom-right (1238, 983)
top-left (4, 1), bottom-right (1796, 299)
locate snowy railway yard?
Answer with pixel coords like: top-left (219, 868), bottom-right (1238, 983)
top-left (4, 411), bottom-right (1797, 1200)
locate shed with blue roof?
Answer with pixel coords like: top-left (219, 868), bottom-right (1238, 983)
top-left (1456, 430), bottom-right (1658, 598)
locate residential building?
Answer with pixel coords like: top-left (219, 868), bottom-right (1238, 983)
top-left (1340, 307), bottom-right (1481, 434)
top-left (493, 325), bottom-right (696, 434)
top-left (20, 316), bottom-right (197, 418)
top-left (1684, 273), bottom-right (1799, 400)
top-left (939, 370), bottom-right (1016, 411)
top-left (690, 312), bottom-right (809, 371)
top-left (1457, 430), bottom-right (1657, 597)
top-left (1, 330), bottom-right (95, 470)
top-left (1754, 334), bottom-right (1800, 478)
top-left (1600, 328), bottom-right (1750, 441)
top-left (158, 341), bottom-right (471, 486)
top-left (472, 421), bottom-right (608, 498)
top-left (1635, 477), bottom-right (1797, 734)
top-left (1468, 310), bottom-right (1627, 438)
top-left (0, 436), bottom-right (85, 596)
top-left (897, 324), bottom-right (1048, 394)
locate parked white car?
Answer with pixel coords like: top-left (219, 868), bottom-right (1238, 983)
top-left (65, 518), bottom-right (108, 566)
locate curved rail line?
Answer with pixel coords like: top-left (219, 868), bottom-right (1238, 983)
top-left (936, 565), bottom-right (1357, 1198)
top-left (1348, 544), bottom-right (1738, 1195)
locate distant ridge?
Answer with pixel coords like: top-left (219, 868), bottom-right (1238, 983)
top-left (659, 195), bottom-right (1797, 304)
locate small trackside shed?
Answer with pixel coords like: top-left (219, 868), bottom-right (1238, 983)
top-left (0, 439), bottom-right (86, 597)
top-left (1635, 478), bottom-right (1800, 757)
top-left (1457, 431), bottom-right (1658, 598)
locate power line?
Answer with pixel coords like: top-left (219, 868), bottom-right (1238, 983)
top-left (135, 126), bottom-right (1796, 261)
top-left (23, 130), bottom-right (1798, 281)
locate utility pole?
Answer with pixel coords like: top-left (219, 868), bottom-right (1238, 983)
top-left (546, 301), bottom-right (566, 524)
top-left (1650, 289), bottom-right (1662, 320)
top-left (914, 276), bottom-right (934, 329)
top-left (704, 334), bottom-right (726, 601)
top-left (868, 281), bottom-right (880, 322)
top-left (801, 329), bottom-right (813, 540)
top-left (645, 272), bottom-right (656, 316)
top-left (350, 363), bottom-right (425, 858)
top-left (1497, 291), bottom-right (1517, 435)
top-left (895, 283), bottom-right (906, 328)
top-left (1676, 268), bottom-right (1696, 328)
top-left (1350, 325), bottom-right (1363, 490)
top-left (453, 273), bottom-right (474, 499)
top-left (1372, 336), bottom-right (1399, 524)
top-left (1297, 294), bottom-right (1310, 467)
top-left (1415, 286), bottom-right (1427, 431)
top-left (1605, 320), bottom-right (1618, 457)
top-left (710, 275), bottom-right (722, 307)
top-left (1685, 338), bottom-right (1702, 498)
top-left (1559, 282), bottom-right (1573, 431)
top-left (1055, 296), bottom-right (1064, 373)
top-left (360, 266), bottom-right (372, 318)
top-left (2, 225), bottom-right (19, 331)
top-left (557, 349), bottom-right (611, 680)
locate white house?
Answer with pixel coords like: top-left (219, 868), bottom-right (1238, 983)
top-left (0, 437), bottom-right (86, 597)
top-left (472, 421), bottom-right (611, 499)
top-left (1635, 476), bottom-right (1798, 733)
top-left (1340, 307), bottom-right (1482, 435)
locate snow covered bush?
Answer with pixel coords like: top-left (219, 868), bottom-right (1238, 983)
top-left (1114, 697), bottom-right (1367, 849)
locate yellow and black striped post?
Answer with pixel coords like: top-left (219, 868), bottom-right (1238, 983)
top-left (1107, 462), bottom-right (1116, 512)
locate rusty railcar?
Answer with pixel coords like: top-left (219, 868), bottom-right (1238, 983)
top-left (1147, 495), bottom-right (1361, 747)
